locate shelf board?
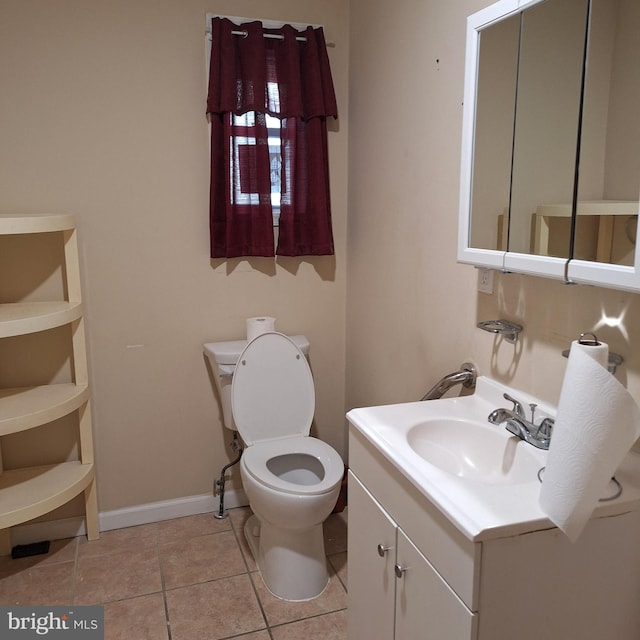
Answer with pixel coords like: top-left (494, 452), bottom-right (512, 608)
top-left (0, 214), bottom-right (76, 235)
top-left (0, 462), bottom-right (94, 530)
top-left (0, 301), bottom-right (83, 337)
top-left (0, 383), bottom-right (90, 436)
top-left (535, 201), bottom-right (639, 218)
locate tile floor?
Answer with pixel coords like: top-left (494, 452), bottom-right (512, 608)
top-left (0, 507), bottom-right (348, 639)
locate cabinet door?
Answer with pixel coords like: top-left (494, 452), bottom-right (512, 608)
top-left (395, 529), bottom-right (477, 640)
top-left (348, 472), bottom-right (396, 640)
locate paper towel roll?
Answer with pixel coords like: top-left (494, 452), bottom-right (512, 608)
top-left (246, 316), bottom-right (276, 341)
top-left (539, 340), bottom-right (640, 542)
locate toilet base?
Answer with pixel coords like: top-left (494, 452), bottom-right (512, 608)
top-left (244, 514), bottom-right (329, 602)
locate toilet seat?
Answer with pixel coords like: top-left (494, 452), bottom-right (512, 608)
top-left (232, 332), bottom-right (343, 497)
top-left (242, 436), bottom-right (344, 495)
top-left (232, 332), bottom-right (315, 445)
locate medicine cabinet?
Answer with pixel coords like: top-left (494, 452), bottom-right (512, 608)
top-left (458, 0), bottom-right (640, 291)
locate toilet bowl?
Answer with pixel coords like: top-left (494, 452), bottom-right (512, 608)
top-left (230, 332), bottom-right (343, 601)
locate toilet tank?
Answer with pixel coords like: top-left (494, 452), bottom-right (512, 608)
top-left (203, 334), bottom-right (310, 431)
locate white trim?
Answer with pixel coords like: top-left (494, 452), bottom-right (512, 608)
top-left (457, 1), bottom-right (520, 271)
top-left (9, 488), bottom-right (249, 547)
top-left (568, 259), bottom-right (640, 292)
top-left (503, 252), bottom-right (567, 281)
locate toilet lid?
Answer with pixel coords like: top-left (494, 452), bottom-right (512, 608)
top-left (231, 332), bottom-right (315, 445)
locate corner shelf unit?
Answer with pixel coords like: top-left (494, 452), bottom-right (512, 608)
top-left (0, 214), bottom-right (99, 555)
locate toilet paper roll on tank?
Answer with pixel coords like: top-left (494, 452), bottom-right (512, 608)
top-left (539, 337), bottom-right (640, 542)
top-left (246, 316), bottom-right (276, 341)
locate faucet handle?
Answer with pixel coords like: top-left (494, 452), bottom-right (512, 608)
top-left (503, 393), bottom-right (525, 417)
top-left (537, 417), bottom-right (554, 439)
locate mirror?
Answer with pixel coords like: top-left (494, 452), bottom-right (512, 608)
top-left (459, 0), bottom-right (640, 290)
top-left (469, 13), bottom-right (519, 253)
top-left (510, 0), bottom-right (587, 258)
top-left (574, 0), bottom-right (640, 265)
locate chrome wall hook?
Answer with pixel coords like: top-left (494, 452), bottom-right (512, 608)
top-left (477, 319), bottom-right (523, 344)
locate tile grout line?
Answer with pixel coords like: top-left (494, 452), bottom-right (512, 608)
top-left (229, 509), bottom-right (350, 638)
top-left (268, 608), bottom-right (349, 634)
top-left (156, 535), bottom-right (173, 640)
top-left (327, 552), bottom-right (348, 594)
top-left (53, 510), bottom-right (346, 638)
top-left (71, 537), bottom-right (80, 605)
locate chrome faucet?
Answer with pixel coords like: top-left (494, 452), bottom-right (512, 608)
top-left (421, 363), bottom-right (477, 401)
top-left (488, 393), bottom-right (554, 450)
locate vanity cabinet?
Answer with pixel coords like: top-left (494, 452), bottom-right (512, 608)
top-left (347, 474), bottom-right (396, 640)
top-left (0, 214), bottom-right (99, 555)
top-left (348, 474), bottom-right (477, 640)
top-left (348, 425), bottom-right (640, 640)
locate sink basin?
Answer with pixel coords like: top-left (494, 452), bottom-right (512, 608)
top-left (406, 418), bottom-right (543, 485)
top-left (346, 377), bottom-right (554, 537)
top-left (347, 375), bottom-right (640, 541)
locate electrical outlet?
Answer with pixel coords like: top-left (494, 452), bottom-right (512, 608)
top-left (477, 268), bottom-right (494, 294)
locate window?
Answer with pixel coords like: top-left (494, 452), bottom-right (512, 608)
top-left (230, 111), bottom-right (283, 224)
top-left (206, 15), bottom-right (337, 258)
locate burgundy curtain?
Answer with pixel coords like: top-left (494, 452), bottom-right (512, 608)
top-left (207, 17), bottom-right (338, 258)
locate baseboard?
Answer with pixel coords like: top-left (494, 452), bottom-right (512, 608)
top-left (10, 488), bottom-right (249, 547)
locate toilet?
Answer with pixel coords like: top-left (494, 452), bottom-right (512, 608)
top-left (204, 332), bottom-right (344, 601)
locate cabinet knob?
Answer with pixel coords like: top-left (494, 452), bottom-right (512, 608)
top-left (377, 543), bottom-right (391, 557)
top-left (394, 564), bottom-right (408, 578)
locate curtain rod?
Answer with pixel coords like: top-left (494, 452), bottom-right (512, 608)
top-left (206, 14), bottom-right (335, 47)
top-left (230, 29), bottom-right (335, 47)
top-left (206, 29), bottom-right (336, 48)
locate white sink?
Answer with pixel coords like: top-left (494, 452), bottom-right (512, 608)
top-left (406, 417), bottom-right (542, 485)
top-left (347, 376), bottom-right (552, 538)
top-left (347, 376), bottom-right (640, 540)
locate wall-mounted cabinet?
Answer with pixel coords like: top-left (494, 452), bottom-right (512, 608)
top-left (0, 214), bottom-right (98, 555)
top-left (458, 0), bottom-right (640, 291)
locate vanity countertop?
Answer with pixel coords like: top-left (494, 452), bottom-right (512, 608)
top-left (347, 377), bottom-right (640, 542)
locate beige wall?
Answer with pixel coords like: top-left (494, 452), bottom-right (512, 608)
top-left (0, 0), bottom-right (348, 515)
top-left (346, 0), bottom-right (640, 444)
top-left (3, 0), bottom-right (640, 526)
